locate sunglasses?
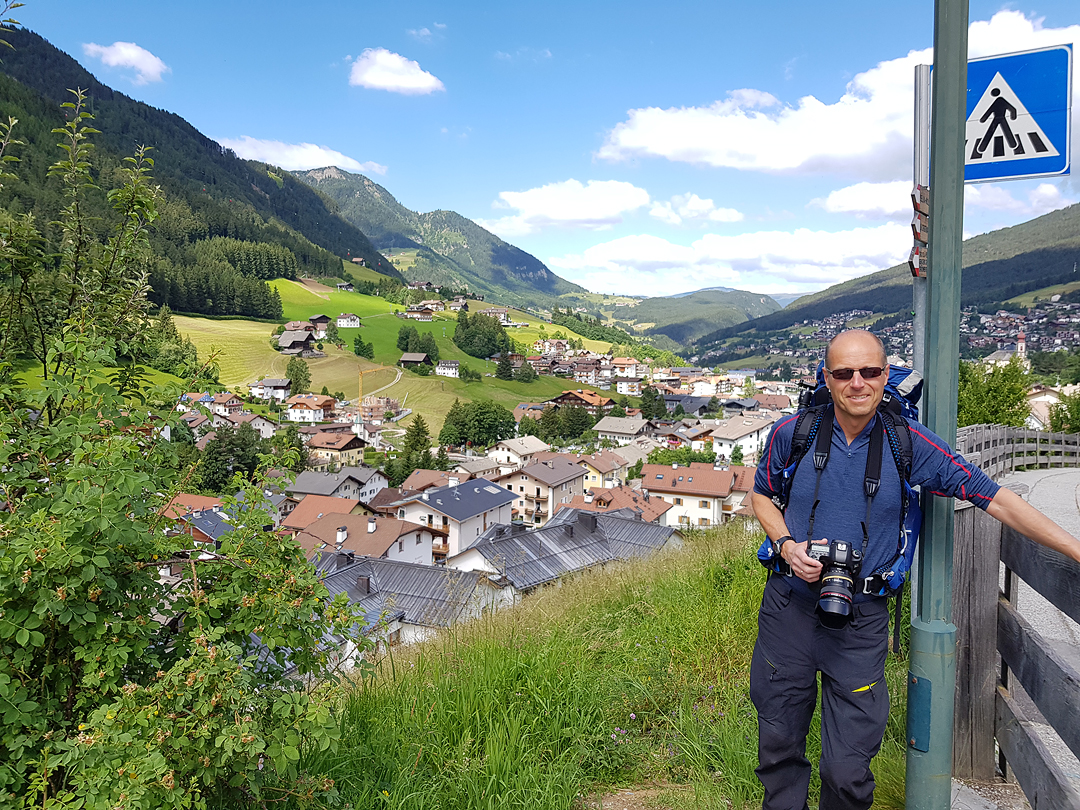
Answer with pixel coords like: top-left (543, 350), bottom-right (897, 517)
top-left (826, 366), bottom-right (886, 381)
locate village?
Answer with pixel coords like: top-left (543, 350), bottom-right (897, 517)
top-left (163, 284), bottom-right (1080, 673)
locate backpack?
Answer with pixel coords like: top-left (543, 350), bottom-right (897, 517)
top-left (756, 363), bottom-right (924, 646)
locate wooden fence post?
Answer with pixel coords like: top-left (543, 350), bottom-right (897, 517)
top-left (952, 499), bottom-right (1003, 779)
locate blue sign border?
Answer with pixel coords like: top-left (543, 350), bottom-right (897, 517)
top-left (965, 44), bottom-right (1072, 183)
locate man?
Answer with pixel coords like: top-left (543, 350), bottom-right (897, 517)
top-left (750, 329), bottom-right (1080, 810)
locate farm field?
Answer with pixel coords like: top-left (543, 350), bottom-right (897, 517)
top-left (1006, 279), bottom-right (1080, 306)
top-left (177, 280), bottom-right (615, 435)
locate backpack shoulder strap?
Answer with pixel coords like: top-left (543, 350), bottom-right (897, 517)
top-left (777, 405), bottom-right (829, 511)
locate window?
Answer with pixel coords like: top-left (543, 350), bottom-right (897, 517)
top-left (699, 500), bottom-right (709, 509)
top-left (698, 518), bottom-right (709, 526)
top-left (398, 508), bottom-right (405, 518)
top-left (416, 533), bottom-right (422, 545)
top-left (674, 497), bottom-right (683, 506)
top-left (679, 516), bottom-right (690, 525)
top-left (398, 539), bottom-right (404, 552)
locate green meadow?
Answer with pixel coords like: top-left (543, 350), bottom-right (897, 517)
top-left (176, 279), bottom-right (615, 434)
top-left (312, 526), bottom-right (910, 810)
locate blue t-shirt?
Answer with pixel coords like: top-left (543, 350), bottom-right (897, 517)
top-left (753, 410), bottom-right (1000, 600)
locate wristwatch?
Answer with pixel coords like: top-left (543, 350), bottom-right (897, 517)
top-left (771, 535), bottom-right (795, 557)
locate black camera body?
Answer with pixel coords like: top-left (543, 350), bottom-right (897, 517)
top-left (807, 539), bottom-right (863, 628)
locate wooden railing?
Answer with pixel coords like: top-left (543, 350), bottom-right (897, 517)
top-left (950, 424), bottom-right (1080, 806)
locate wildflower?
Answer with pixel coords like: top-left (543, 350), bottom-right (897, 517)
top-left (630, 713), bottom-right (636, 720)
top-left (611, 733), bottom-right (616, 740)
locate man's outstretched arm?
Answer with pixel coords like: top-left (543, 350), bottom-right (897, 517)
top-left (985, 487), bottom-right (1080, 564)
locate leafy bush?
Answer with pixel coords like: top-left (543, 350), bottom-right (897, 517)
top-left (0, 89), bottom-right (364, 809)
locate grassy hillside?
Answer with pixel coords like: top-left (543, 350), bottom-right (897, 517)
top-left (695, 202), bottom-right (1080, 349)
top-left (177, 281), bottom-right (615, 435)
top-left (293, 167), bottom-right (587, 309)
top-left (308, 526), bottom-right (910, 810)
top-left (624, 290), bottom-right (781, 345)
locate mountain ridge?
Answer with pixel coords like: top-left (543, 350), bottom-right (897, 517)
top-left (293, 167), bottom-right (588, 309)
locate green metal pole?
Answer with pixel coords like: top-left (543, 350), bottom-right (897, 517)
top-left (906, 1), bottom-right (968, 808)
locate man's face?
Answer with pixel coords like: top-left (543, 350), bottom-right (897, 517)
top-left (825, 334), bottom-right (888, 423)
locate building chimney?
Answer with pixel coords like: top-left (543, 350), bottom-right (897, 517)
top-left (422, 492), bottom-right (429, 501)
top-left (367, 517), bottom-right (377, 534)
top-left (584, 490), bottom-right (594, 504)
top-left (356, 575), bottom-right (370, 595)
top-left (672, 463), bottom-right (678, 470)
top-left (510, 520), bottom-right (526, 535)
top-left (448, 476), bottom-right (459, 486)
top-left (336, 526), bottom-right (348, 545)
top-left (577, 511), bottom-right (598, 533)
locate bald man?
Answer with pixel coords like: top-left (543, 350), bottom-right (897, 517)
top-left (749, 329), bottom-right (1080, 810)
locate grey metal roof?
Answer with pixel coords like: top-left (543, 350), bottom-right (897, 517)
top-left (512, 457), bottom-right (587, 487)
top-left (288, 466), bottom-right (381, 496)
top-left (466, 508), bottom-right (675, 592)
top-left (317, 554), bottom-right (488, 628)
top-left (255, 378), bottom-right (291, 387)
top-left (395, 478), bottom-right (516, 521)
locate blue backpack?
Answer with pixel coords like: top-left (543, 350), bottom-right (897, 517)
top-left (756, 362), bottom-right (924, 601)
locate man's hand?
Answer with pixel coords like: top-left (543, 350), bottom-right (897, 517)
top-left (782, 538), bottom-right (823, 583)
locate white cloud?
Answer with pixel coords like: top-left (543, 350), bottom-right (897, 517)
top-left (433, 22), bottom-right (447, 29)
top-left (475, 179), bottom-right (650, 237)
top-left (82, 41), bottom-right (170, 85)
top-left (964, 182), bottom-right (1075, 217)
top-left (598, 11), bottom-right (1080, 180)
top-left (812, 181), bottom-right (912, 219)
top-left (349, 48), bottom-right (445, 95)
top-left (547, 223), bottom-right (911, 295)
top-left (650, 192), bottom-right (744, 225)
top-left (216, 136), bottom-right (387, 175)
top-left (407, 27), bottom-right (432, 42)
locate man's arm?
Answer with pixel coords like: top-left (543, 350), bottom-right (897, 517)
top-left (751, 492), bottom-right (823, 583)
top-left (985, 487), bottom-right (1080, 564)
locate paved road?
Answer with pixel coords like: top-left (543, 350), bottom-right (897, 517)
top-left (993, 468), bottom-right (1080, 797)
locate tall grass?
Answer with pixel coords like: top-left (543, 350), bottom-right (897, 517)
top-left (302, 526), bottom-right (910, 809)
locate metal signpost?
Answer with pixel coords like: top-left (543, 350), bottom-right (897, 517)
top-left (906, 18), bottom-right (1072, 810)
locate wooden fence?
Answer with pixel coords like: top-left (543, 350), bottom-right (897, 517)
top-left (950, 424), bottom-right (1080, 807)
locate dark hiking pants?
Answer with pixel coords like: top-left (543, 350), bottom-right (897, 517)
top-left (750, 574), bottom-right (890, 810)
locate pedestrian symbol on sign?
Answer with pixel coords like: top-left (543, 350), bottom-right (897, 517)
top-left (965, 72), bottom-right (1059, 166)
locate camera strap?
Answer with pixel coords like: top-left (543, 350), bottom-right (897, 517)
top-left (804, 409), bottom-right (884, 563)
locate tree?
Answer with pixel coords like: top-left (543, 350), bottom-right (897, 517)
top-left (0, 95), bottom-right (362, 807)
top-left (514, 360), bottom-right (537, 382)
top-left (1050, 392), bottom-right (1080, 432)
top-left (495, 352), bottom-right (514, 380)
top-left (435, 445), bottom-right (451, 471)
top-left (353, 334), bottom-right (374, 360)
top-left (439, 400), bottom-right (516, 447)
top-left (325, 320), bottom-right (340, 344)
top-left (742, 376), bottom-right (757, 398)
top-left (731, 445), bottom-right (745, 465)
top-left (608, 403), bottom-right (627, 418)
top-left (957, 357), bottom-right (1030, 428)
top-left (403, 415), bottom-right (433, 457)
top-left (397, 324), bottom-right (419, 352)
top-left (459, 363), bottom-right (482, 383)
top-left (286, 355), bottom-right (311, 394)
top-left (639, 386), bottom-right (667, 419)
top-left (560, 406), bottom-right (593, 439)
top-left (706, 396), bottom-right (721, 415)
top-left (418, 331), bottom-right (439, 363)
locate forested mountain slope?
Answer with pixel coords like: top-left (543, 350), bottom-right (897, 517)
top-left (695, 202), bottom-right (1080, 350)
top-left (0, 28), bottom-right (401, 318)
top-left (295, 167), bottom-right (587, 309)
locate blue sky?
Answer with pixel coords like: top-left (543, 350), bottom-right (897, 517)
top-left (18, 1), bottom-right (1080, 299)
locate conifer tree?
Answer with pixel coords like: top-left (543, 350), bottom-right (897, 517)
top-left (495, 352), bottom-right (514, 380)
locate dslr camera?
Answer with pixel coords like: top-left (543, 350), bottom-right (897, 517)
top-left (807, 539), bottom-right (863, 628)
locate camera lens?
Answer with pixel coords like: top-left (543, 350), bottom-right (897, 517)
top-left (817, 564), bottom-right (856, 629)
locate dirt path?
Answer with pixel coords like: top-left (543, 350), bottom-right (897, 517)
top-left (296, 277), bottom-right (332, 299)
top-left (580, 785), bottom-right (686, 810)
top-left (365, 367), bottom-right (403, 397)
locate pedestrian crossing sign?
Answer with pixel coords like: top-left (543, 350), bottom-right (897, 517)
top-left (965, 44), bottom-right (1071, 183)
